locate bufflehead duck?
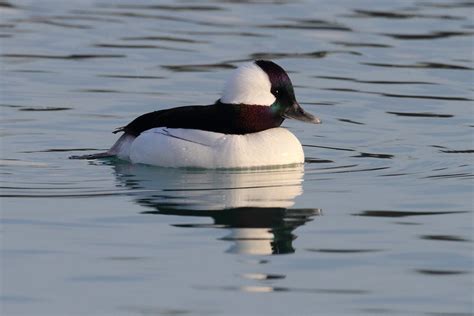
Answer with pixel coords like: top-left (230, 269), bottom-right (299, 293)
top-left (72, 60), bottom-right (320, 168)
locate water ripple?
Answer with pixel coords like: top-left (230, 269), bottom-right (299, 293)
top-left (0, 1), bottom-right (15, 8)
top-left (18, 106), bottom-right (72, 112)
top-left (70, 9), bottom-right (235, 27)
top-left (352, 153), bottom-right (394, 159)
top-left (248, 50), bottom-right (361, 60)
top-left (317, 75), bottom-right (436, 85)
top-left (21, 18), bottom-right (92, 29)
top-left (419, 1), bottom-right (474, 9)
top-left (303, 144), bottom-right (355, 152)
top-left (121, 35), bottom-right (207, 43)
top-left (332, 41), bottom-right (392, 48)
top-left (420, 235), bottom-right (470, 242)
top-left (97, 74), bottom-right (164, 79)
top-left (382, 31), bottom-right (474, 40)
top-left (260, 19), bottom-right (351, 31)
top-left (162, 62), bottom-right (236, 72)
top-left (0, 190), bottom-right (135, 198)
top-left (349, 9), bottom-right (464, 20)
top-left (305, 158), bottom-right (334, 164)
top-left (354, 210), bottom-right (468, 217)
top-left (1, 53), bottom-right (125, 60)
top-left (102, 4), bottom-right (224, 11)
top-left (362, 61), bottom-right (472, 70)
top-left (323, 88), bottom-right (471, 101)
top-left (415, 269), bottom-right (467, 275)
top-left (93, 43), bottom-right (194, 52)
top-left (424, 173), bottom-right (473, 180)
top-left (306, 248), bottom-right (382, 253)
top-left (386, 112), bottom-right (454, 118)
top-left (338, 118), bottom-right (365, 125)
top-left (440, 149), bottom-right (474, 154)
top-left (178, 30), bottom-right (268, 37)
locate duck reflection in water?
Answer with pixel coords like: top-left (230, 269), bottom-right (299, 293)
top-left (112, 163), bottom-right (321, 255)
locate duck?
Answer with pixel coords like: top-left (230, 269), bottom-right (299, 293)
top-left (71, 60), bottom-right (321, 168)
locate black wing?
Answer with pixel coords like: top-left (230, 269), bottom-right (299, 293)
top-left (115, 102), bottom-right (282, 137)
top-left (114, 104), bottom-right (239, 137)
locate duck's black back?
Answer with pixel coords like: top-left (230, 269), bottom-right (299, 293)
top-left (115, 102), bottom-right (284, 137)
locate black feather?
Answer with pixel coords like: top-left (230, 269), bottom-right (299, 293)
top-left (117, 102), bottom-right (283, 137)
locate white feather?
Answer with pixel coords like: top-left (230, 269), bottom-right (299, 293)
top-left (108, 133), bottom-right (136, 159)
top-left (119, 127), bottom-right (304, 169)
top-left (220, 62), bottom-right (276, 106)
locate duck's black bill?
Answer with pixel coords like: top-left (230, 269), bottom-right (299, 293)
top-left (283, 102), bottom-right (321, 124)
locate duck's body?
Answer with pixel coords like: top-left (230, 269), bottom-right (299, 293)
top-left (72, 60), bottom-right (320, 169)
top-left (114, 127), bottom-right (303, 169)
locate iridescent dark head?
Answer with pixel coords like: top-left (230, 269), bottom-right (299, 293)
top-left (220, 60), bottom-right (321, 124)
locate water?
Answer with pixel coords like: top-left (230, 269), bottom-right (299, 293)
top-left (1, 0), bottom-right (473, 315)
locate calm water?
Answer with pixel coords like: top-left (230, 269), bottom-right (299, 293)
top-left (1, 0), bottom-right (473, 315)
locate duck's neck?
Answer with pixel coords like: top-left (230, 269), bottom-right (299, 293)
top-left (238, 105), bottom-right (284, 133)
top-left (220, 102), bottom-right (284, 134)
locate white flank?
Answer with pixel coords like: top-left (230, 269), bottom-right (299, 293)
top-left (121, 127), bottom-right (304, 169)
top-left (220, 62), bottom-right (276, 106)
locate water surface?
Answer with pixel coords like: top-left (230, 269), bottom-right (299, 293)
top-left (1, 0), bottom-right (473, 315)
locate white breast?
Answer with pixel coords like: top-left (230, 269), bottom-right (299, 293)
top-left (116, 127), bottom-right (304, 169)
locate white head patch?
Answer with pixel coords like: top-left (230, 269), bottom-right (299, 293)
top-left (220, 62), bottom-right (276, 106)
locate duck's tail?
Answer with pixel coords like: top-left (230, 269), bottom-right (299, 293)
top-left (69, 133), bottom-right (135, 160)
top-left (69, 152), bottom-right (115, 160)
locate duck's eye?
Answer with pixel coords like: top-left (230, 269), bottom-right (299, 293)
top-left (273, 89), bottom-right (279, 96)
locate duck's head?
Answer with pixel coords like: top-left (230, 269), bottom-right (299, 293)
top-left (220, 60), bottom-right (321, 124)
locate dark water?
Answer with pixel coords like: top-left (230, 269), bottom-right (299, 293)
top-left (1, 0), bottom-right (473, 315)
